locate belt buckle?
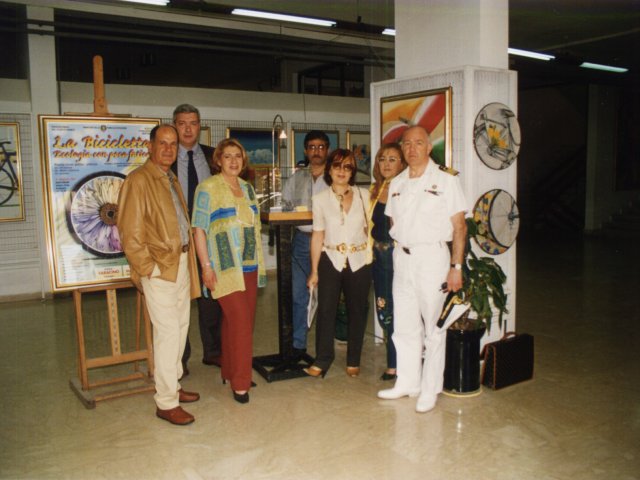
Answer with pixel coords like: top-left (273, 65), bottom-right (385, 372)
top-left (336, 243), bottom-right (347, 254)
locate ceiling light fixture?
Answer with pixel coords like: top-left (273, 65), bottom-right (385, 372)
top-left (121, 0), bottom-right (169, 6)
top-left (508, 48), bottom-right (555, 61)
top-left (231, 8), bottom-right (336, 27)
top-left (580, 62), bottom-right (628, 73)
top-left (382, 28), bottom-right (396, 36)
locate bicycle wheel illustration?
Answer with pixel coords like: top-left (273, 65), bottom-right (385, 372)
top-left (473, 102), bottom-right (521, 170)
top-left (67, 172), bottom-right (125, 258)
top-left (0, 148), bottom-right (17, 206)
top-left (472, 189), bottom-right (520, 255)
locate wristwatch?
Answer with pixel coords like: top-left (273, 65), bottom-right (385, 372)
top-left (450, 263), bottom-right (462, 270)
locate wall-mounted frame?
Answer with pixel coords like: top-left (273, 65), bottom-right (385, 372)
top-left (291, 129), bottom-right (339, 167)
top-left (199, 126), bottom-right (212, 146)
top-left (473, 102), bottom-right (520, 170)
top-left (346, 130), bottom-right (371, 185)
top-left (226, 128), bottom-right (275, 168)
top-left (39, 115), bottom-right (160, 291)
top-left (472, 189), bottom-right (520, 255)
top-left (0, 122), bottom-right (25, 222)
top-left (380, 86), bottom-right (452, 167)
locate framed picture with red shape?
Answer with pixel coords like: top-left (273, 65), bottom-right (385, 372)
top-left (380, 87), bottom-right (452, 167)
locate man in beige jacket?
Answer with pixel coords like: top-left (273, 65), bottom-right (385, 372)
top-left (118, 124), bottom-right (201, 425)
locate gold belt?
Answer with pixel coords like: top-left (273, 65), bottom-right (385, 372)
top-left (325, 242), bottom-right (367, 254)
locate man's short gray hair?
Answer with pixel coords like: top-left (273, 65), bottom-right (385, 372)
top-left (172, 104), bottom-right (200, 123)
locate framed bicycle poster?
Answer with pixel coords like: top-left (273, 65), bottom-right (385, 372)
top-left (380, 87), bottom-right (452, 167)
top-left (0, 122), bottom-right (25, 222)
top-left (39, 115), bottom-right (160, 291)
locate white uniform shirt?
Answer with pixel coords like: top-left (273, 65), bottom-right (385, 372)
top-left (312, 187), bottom-right (371, 272)
top-left (386, 160), bottom-right (467, 246)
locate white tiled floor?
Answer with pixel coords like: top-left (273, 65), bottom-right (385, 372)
top-left (1, 234), bottom-right (638, 479)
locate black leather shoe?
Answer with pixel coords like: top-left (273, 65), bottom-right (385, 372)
top-left (233, 391), bottom-right (249, 404)
top-left (202, 356), bottom-right (221, 367)
top-left (179, 363), bottom-right (189, 381)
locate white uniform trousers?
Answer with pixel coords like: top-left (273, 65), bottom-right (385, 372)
top-left (140, 252), bottom-right (191, 410)
top-left (392, 243), bottom-right (449, 400)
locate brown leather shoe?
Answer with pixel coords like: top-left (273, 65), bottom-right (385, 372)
top-left (156, 406), bottom-right (194, 425)
top-left (178, 389), bottom-right (200, 403)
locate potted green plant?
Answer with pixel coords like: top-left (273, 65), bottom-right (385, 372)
top-left (443, 218), bottom-right (509, 394)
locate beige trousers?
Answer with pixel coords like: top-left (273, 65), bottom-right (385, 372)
top-left (140, 252), bottom-right (191, 410)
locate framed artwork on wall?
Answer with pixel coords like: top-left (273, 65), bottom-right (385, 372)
top-left (473, 102), bottom-right (521, 170)
top-left (291, 130), bottom-right (339, 167)
top-left (472, 189), bottom-right (520, 255)
top-left (0, 122), bottom-right (25, 222)
top-left (380, 86), bottom-right (452, 167)
top-left (39, 115), bottom-right (160, 291)
top-left (199, 126), bottom-right (212, 146)
top-left (346, 130), bottom-right (371, 185)
top-left (226, 128), bottom-right (274, 168)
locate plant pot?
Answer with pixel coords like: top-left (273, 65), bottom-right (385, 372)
top-left (443, 325), bottom-right (486, 395)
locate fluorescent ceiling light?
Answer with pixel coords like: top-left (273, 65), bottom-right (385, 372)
top-left (580, 62), bottom-right (628, 73)
top-left (508, 47), bottom-right (555, 61)
top-left (121, 0), bottom-right (168, 5)
top-left (231, 8), bottom-right (336, 27)
top-left (382, 28), bottom-right (396, 36)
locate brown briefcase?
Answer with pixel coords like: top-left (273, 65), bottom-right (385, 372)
top-left (481, 332), bottom-right (534, 390)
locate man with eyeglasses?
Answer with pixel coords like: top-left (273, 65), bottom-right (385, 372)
top-left (282, 130), bottom-right (331, 356)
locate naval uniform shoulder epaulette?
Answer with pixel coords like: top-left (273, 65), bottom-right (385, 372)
top-left (438, 164), bottom-right (459, 176)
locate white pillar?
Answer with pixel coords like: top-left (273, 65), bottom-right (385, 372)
top-left (27, 5), bottom-right (59, 295)
top-left (372, 0), bottom-right (515, 341)
top-left (395, 0), bottom-right (508, 77)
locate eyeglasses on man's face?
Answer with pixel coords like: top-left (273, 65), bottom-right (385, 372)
top-left (306, 144), bottom-right (328, 152)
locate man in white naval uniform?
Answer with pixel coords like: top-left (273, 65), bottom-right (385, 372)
top-left (378, 125), bottom-right (467, 413)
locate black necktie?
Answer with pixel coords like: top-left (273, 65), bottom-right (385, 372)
top-left (187, 150), bottom-right (196, 215)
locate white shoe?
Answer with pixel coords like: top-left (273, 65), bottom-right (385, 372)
top-left (377, 387), bottom-right (420, 400)
top-left (415, 395), bottom-right (436, 413)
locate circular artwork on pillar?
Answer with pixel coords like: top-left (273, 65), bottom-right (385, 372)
top-left (472, 189), bottom-right (520, 255)
top-left (473, 102), bottom-right (521, 170)
top-left (67, 172), bottom-right (125, 258)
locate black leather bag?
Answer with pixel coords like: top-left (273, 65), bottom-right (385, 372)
top-left (481, 332), bottom-right (534, 390)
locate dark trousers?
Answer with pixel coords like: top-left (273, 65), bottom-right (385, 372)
top-left (218, 271), bottom-right (258, 392)
top-left (182, 267), bottom-right (222, 366)
top-left (372, 245), bottom-right (397, 369)
top-left (314, 253), bottom-right (372, 371)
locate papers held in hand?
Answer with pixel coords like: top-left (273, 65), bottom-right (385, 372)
top-left (307, 286), bottom-right (318, 328)
top-left (437, 291), bottom-right (470, 330)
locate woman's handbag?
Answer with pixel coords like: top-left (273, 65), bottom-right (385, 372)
top-left (481, 332), bottom-right (534, 390)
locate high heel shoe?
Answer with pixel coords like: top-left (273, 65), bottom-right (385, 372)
top-left (346, 366), bottom-right (360, 377)
top-left (233, 391), bottom-right (249, 404)
top-left (380, 371), bottom-right (397, 381)
top-left (303, 365), bottom-right (326, 378)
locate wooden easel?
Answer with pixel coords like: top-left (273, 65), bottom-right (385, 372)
top-left (70, 282), bottom-right (155, 409)
top-left (68, 56), bottom-right (153, 408)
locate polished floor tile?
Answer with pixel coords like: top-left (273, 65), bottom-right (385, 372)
top-left (0, 234), bottom-right (638, 479)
